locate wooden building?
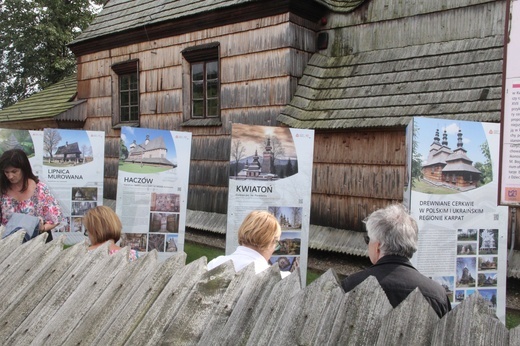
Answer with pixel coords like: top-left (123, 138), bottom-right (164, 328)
top-left (0, 74), bottom-right (85, 130)
top-left (7, 0), bottom-right (517, 256)
top-left (421, 128), bottom-right (482, 190)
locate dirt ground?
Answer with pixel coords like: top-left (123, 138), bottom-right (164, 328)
top-left (186, 230), bottom-right (520, 311)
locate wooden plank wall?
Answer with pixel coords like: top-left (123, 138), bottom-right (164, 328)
top-left (312, 128), bottom-right (406, 230)
top-left (76, 14), bottom-right (317, 215)
top-left (0, 234), bottom-right (516, 345)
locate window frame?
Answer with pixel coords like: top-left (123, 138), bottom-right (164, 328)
top-left (111, 59), bottom-right (140, 128)
top-left (181, 43), bottom-right (221, 126)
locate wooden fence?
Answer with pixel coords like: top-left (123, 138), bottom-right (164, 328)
top-left (0, 232), bottom-right (518, 345)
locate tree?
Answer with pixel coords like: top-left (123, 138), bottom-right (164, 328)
top-left (44, 129), bottom-right (61, 161)
top-left (411, 121), bottom-right (423, 187)
top-left (231, 139), bottom-right (246, 177)
top-left (0, 0), bottom-right (103, 108)
top-left (263, 136), bottom-right (285, 175)
top-left (477, 141), bottom-right (493, 185)
top-left (120, 139), bottom-right (129, 160)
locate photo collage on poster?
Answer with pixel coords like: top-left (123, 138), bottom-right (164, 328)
top-left (119, 192), bottom-right (181, 254)
top-left (69, 187), bottom-right (98, 233)
top-left (267, 206), bottom-right (302, 274)
top-left (451, 228), bottom-right (499, 310)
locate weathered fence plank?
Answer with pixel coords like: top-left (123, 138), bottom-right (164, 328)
top-left (431, 293), bottom-right (509, 346)
top-left (0, 236), bottom-right (513, 345)
top-left (269, 269), bottom-right (345, 345)
top-left (375, 289), bottom-right (439, 345)
top-left (198, 261), bottom-right (284, 345)
top-left (123, 257), bottom-right (211, 345)
top-left (326, 276), bottom-right (393, 345)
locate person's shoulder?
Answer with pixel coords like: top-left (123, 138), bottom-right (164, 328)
top-left (207, 255), bottom-right (230, 270)
top-left (341, 270), bottom-right (373, 292)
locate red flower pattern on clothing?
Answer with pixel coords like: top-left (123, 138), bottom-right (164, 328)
top-left (1, 181), bottom-right (63, 226)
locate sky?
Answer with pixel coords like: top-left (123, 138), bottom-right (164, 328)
top-left (54, 129), bottom-right (91, 152)
top-left (414, 117), bottom-right (488, 165)
top-left (121, 126), bottom-right (177, 162)
top-left (231, 124), bottom-right (297, 159)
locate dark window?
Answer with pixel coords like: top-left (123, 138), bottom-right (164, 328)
top-left (191, 60), bottom-right (219, 118)
top-left (119, 73), bottom-right (139, 122)
top-left (111, 59), bottom-right (139, 127)
top-left (182, 43), bottom-right (220, 121)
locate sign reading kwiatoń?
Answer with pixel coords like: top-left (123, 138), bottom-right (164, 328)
top-left (226, 124), bottom-right (314, 286)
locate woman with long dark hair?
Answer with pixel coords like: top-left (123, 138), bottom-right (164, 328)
top-left (0, 149), bottom-right (63, 241)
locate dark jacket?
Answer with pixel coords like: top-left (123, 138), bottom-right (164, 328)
top-left (341, 255), bottom-right (451, 318)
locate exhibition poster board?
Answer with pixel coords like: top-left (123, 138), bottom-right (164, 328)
top-left (500, 0), bottom-right (520, 205)
top-left (407, 117), bottom-right (507, 322)
top-left (42, 129), bottom-right (105, 244)
top-left (117, 126), bottom-right (192, 261)
top-left (0, 128), bottom-right (105, 245)
top-left (227, 123), bottom-right (314, 286)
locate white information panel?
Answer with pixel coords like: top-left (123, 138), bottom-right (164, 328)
top-left (42, 129), bottom-right (105, 244)
top-left (407, 117), bottom-right (507, 323)
top-left (500, 0), bottom-right (520, 205)
top-left (226, 124), bottom-right (314, 286)
top-left (117, 127), bottom-right (191, 261)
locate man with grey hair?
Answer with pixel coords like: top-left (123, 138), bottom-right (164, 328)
top-left (341, 204), bottom-right (451, 318)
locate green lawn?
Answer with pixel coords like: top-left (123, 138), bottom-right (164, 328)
top-left (118, 161), bottom-right (172, 173)
top-left (507, 309), bottom-right (520, 329)
top-left (411, 178), bottom-right (459, 194)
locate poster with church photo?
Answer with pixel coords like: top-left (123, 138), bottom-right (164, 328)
top-left (117, 126), bottom-right (191, 261)
top-left (405, 117), bottom-right (507, 323)
top-left (41, 128), bottom-right (105, 245)
top-left (226, 124), bottom-right (314, 286)
top-left (0, 129), bottom-right (43, 176)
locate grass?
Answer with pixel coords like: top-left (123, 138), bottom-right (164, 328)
top-left (411, 178), bottom-right (459, 194)
top-left (507, 309), bottom-right (520, 329)
top-left (118, 161), bottom-right (172, 173)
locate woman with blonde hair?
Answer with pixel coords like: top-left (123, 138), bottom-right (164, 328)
top-left (207, 210), bottom-right (283, 275)
top-left (84, 206), bottom-right (138, 261)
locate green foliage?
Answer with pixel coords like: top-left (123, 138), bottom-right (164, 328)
top-left (0, 0), bottom-right (103, 108)
top-left (120, 139), bottom-right (129, 160)
top-left (476, 141), bottom-right (493, 185)
top-left (411, 121), bottom-right (423, 186)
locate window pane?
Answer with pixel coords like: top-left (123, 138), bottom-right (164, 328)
top-left (130, 74), bottom-right (138, 89)
top-left (119, 72), bottom-right (139, 123)
top-left (192, 63), bottom-right (203, 81)
top-left (120, 76), bottom-right (129, 90)
top-left (130, 106), bottom-right (139, 121)
top-left (121, 107), bottom-right (129, 122)
top-left (206, 61), bottom-right (218, 80)
top-left (193, 81), bottom-right (204, 99)
top-left (207, 98), bottom-right (218, 117)
top-left (207, 80), bottom-right (218, 98)
top-left (192, 100), bottom-right (204, 117)
top-left (121, 91), bottom-right (129, 106)
top-left (130, 90), bottom-right (139, 105)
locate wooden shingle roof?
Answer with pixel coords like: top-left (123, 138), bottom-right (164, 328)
top-left (278, 36), bottom-right (504, 129)
top-left (0, 75), bottom-right (86, 126)
top-left (69, 0), bottom-right (328, 55)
